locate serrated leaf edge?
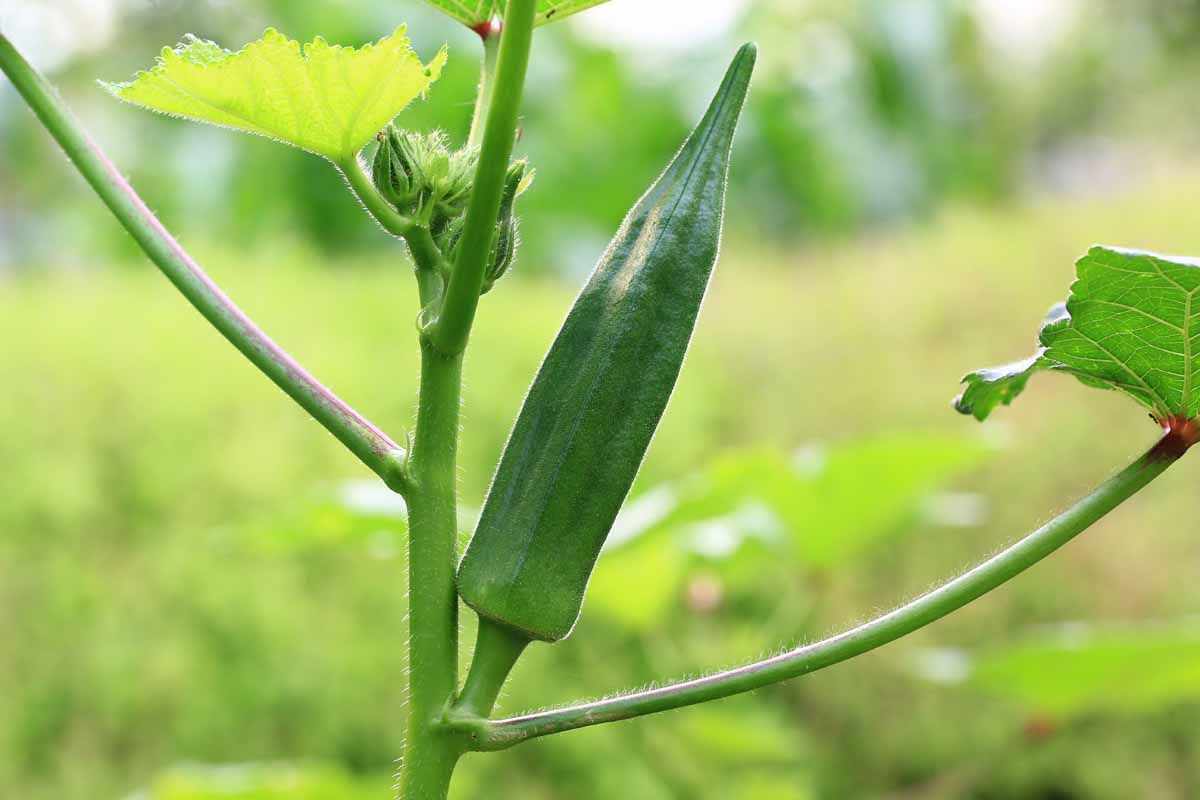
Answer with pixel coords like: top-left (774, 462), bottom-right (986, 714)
top-left (100, 25), bottom-right (448, 162)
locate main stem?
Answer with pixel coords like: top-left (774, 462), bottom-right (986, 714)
top-left (454, 429), bottom-right (1191, 750)
top-left (397, 342), bottom-right (466, 797)
top-left (432, 0), bottom-right (536, 354)
top-left (396, 4), bottom-right (536, 795)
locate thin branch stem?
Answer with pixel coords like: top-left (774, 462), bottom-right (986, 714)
top-left (468, 29), bottom-right (502, 149)
top-left (431, 0), bottom-right (535, 354)
top-left (337, 154), bottom-right (413, 238)
top-left (336, 154), bottom-right (446, 310)
top-left (449, 430), bottom-right (1191, 751)
top-left (0, 32), bottom-right (407, 492)
top-left (406, 225), bottom-right (450, 306)
top-left (455, 617), bottom-right (530, 718)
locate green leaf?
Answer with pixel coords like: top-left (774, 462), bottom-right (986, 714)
top-left (969, 623), bottom-right (1200, 718)
top-left (241, 485), bottom-right (407, 557)
top-left (102, 27), bottom-right (447, 162)
top-left (419, 0), bottom-right (612, 30)
top-left (956, 246), bottom-right (1200, 423)
top-left (456, 44), bottom-right (757, 643)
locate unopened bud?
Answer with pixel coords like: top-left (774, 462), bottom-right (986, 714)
top-left (482, 159), bottom-right (531, 293)
top-left (372, 125), bottom-right (415, 208)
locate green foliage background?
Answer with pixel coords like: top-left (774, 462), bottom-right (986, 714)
top-left (6, 1), bottom-right (1200, 798)
top-left (6, 181), bottom-right (1200, 796)
top-left (5, 0), bottom-right (1200, 273)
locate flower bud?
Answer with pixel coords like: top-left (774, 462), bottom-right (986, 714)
top-left (375, 128), bottom-right (480, 234)
top-left (430, 143), bottom-right (477, 222)
top-left (482, 159), bottom-right (531, 293)
top-left (371, 125), bottom-right (415, 208)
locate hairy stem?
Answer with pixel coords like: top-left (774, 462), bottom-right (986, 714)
top-left (407, 225), bottom-right (449, 309)
top-left (451, 431), bottom-right (1189, 750)
top-left (455, 617), bottom-right (530, 718)
top-left (431, 0), bottom-right (535, 354)
top-left (337, 156), bottom-right (446, 308)
top-left (0, 32), bottom-right (406, 491)
top-left (397, 342), bottom-right (467, 798)
top-left (396, 5), bottom-right (538, 795)
top-left (338, 154), bottom-right (412, 237)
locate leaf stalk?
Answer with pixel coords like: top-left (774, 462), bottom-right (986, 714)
top-left (338, 154), bottom-right (414, 237)
top-left (468, 29), bottom-right (502, 148)
top-left (0, 32), bottom-right (408, 493)
top-left (450, 431), bottom-right (1190, 750)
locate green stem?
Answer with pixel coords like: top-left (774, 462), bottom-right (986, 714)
top-left (455, 616), bottom-right (531, 717)
top-left (337, 156), bottom-right (445, 312)
top-left (397, 342), bottom-right (467, 798)
top-left (0, 32), bottom-right (406, 492)
top-left (432, 0), bottom-right (535, 355)
top-left (407, 225), bottom-right (449, 308)
top-left (338, 154), bottom-right (412, 237)
top-left (395, 8), bottom-right (537, 792)
top-left (452, 431), bottom-right (1190, 750)
top-left (467, 31), bottom-right (502, 149)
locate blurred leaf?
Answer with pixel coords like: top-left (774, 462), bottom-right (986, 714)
top-left (419, 1), bottom-right (611, 29)
top-left (148, 763), bottom-right (391, 799)
top-left (636, 433), bottom-right (989, 570)
top-left (103, 27), bottom-right (447, 162)
top-left (956, 246), bottom-right (1200, 422)
top-left (242, 488), bottom-right (406, 556)
top-left (721, 775), bottom-right (815, 800)
top-left (780, 434), bottom-right (988, 567)
top-left (585, 535), bottom-right (687, 631)
top-left (671, 703), bottom-right (803, 765)
top-left (970, 623), bottom-right (1200, 718)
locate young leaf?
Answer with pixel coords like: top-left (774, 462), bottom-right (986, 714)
top-left (953, 305), bottom-right (1063, 422)
top-left (419, 0), bottom-right (611, 31)
top-left (456, 44), bottom-right (757, 643)
top-left (102, 27), bottom-right (447, 162)
top-left (956, 246), bottom-right (1200, 425)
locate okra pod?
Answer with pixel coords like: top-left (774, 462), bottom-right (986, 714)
top-left (456, 44), bottom-right (756, 642)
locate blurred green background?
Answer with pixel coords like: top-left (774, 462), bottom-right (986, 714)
top-left (4, 0), bottom-right (1200, 798)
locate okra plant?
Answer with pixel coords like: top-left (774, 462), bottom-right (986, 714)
top-left (2, 2), bottom-right (1197, 797)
